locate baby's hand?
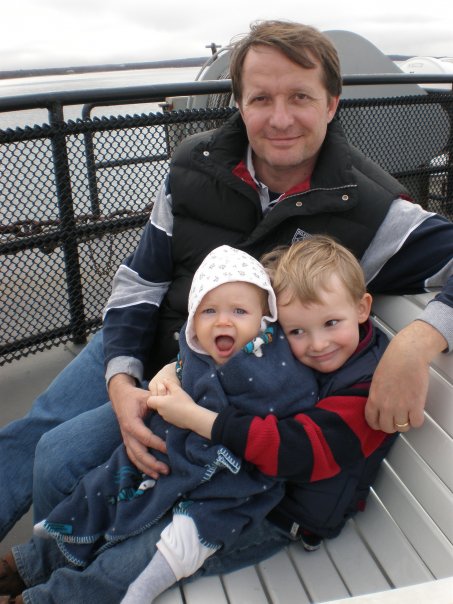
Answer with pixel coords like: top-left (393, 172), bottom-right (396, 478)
top-left (148, 379), bottom-right (217, 439)
top-left (153, 381), bottom-right (169, 396)
top-left (148, 362), bottom-right (178, 395)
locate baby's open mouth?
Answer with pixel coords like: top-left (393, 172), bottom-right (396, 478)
top-left (215, 335), bottom-right (235, 353)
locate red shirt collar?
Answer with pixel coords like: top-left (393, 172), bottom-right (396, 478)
top-left (232, 159), bottom-right (311, 199)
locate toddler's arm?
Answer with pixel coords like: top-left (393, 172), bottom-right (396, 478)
top-left (148, 380), bottom-right (217, 439)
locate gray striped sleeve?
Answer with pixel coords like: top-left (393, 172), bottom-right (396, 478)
top-left (360, 198), bottom-right (434, 284)
top-left (103, 265), bottom-right (171, 318)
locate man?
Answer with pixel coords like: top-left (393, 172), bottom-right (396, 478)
top-left (101, 20), bottom-right (451, 479)
top-left (1, 20), bottom-right (452, 600)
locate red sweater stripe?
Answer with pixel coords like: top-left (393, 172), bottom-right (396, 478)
top-left (244, 415), bottom-right (280, 476)
top-left (294, 413), bottom-right (341, 481)
top-left (316, 395), bottom-right (387, 456)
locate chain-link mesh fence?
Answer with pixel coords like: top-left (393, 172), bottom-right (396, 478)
top-left (1, 93), bottom-right (452, 364)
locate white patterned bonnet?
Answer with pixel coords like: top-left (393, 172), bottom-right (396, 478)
top-left (186, 245), bottom-right (278, 354)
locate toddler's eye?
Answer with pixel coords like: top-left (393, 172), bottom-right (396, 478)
top-left (290, 328), bottom-right (305, 336)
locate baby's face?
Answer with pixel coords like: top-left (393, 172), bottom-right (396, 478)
top-left (193, 281), bottom-right (265, 364)
top-left (278, 275), bottom-right (371, 373)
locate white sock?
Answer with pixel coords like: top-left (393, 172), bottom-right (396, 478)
top-left (121, 550), bottom-right (177, 603)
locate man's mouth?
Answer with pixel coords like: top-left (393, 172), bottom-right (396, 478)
top-left (267, 134), bottom-right (301, 144)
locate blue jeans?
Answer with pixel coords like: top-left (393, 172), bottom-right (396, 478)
top-left (33, 401), bottom-right (123, 523)
top-left (0, 332), bottom-right (109, 539)
top-left (14, 518), bottom-right (290, 603)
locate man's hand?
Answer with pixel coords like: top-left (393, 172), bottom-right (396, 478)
top-left (366, 320), bottom-right (447, 433)
top-left (108, 373), bottom-right (169, 479)
top-left (148, 379), bottom-right (217, 439)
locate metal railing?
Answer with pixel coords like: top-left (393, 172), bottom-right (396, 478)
top-left (1, 74), bottom-right (452, 364)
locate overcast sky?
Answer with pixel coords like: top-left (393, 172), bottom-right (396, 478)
top-left (2, 0), bottom-right (453, 72)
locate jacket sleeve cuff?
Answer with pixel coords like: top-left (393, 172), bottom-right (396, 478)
top-left (420, 299), bottom-right (453, 352)
top-left (105, 356), bottom-right (144, 386)
top-left (211, 406), bottom-right (251, 458)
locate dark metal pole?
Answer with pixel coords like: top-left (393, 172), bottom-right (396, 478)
top-left (48, 102), bottom-right (87, 344)
top-left (445, 103), bottom-right (453, 215)
top-left (83, 129), bottom-right (101, 218)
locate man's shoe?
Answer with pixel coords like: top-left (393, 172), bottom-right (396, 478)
top-left (0, 554), bottom-right (25, 596)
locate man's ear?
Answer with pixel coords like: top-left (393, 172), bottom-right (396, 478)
top-left (327, 96), bottom-right (340, 123)
top-left (358, 292), bottom-right (373, 323)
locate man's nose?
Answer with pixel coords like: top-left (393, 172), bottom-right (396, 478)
top-left (269, 99), bottom-right (294, 129)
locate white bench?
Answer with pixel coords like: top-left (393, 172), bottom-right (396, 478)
top-left (156, 293), bottom-right (453, 603)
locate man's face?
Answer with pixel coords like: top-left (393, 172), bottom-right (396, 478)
top-left (238, 45), bottom-right (339, 190)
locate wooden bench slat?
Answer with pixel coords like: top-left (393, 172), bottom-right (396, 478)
top-left (155, 585), bottom-right (184, 603)
top-left (424, 370), bottom-right (453, 438)
top-left (373, 461), bottom-right (453, 578)
top-left (404, 413), bottom-right (453, 489)
top-left (324, 523), bottom-right (391, 596)
top-left (289, 542), bottom-right (351, 602)
top-left (182, 575), bottom-right (229, 603)
top-left (385, 439), bottom-right (453, 544)
top-left (372, 295), bottom-right (424, 331)
top-left (354, 492), bottom-right (434, 586)
top-left (323, 576), bottom-right (453, 604)
top-left (221, 565), bottom-right (269, 602)
top-left (257, 549), bottom-right (311, 603)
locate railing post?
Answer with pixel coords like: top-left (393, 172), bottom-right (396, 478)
top-left (81, 103), bottom-right (101, 218)
top-left (48, 102), bottom-right (87, 344)
top-left (83, 129), bottom-right (101, 218)
top-left (446, 102), bottom-right (453, 215)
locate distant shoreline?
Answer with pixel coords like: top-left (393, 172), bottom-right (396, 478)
top-left (0, 54), bottom-right (419, 81)
top-left (0, 57), bottom-right (210, 80)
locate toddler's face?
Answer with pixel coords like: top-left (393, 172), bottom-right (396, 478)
top-left (278, 275), bottom-right (371, 373)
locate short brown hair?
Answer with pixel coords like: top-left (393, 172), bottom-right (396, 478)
top-left (261, 235), bottom-right (366, 306)
top-left (229, 20), bottom-right (342, 103)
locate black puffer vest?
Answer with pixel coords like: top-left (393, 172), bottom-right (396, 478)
top-left (151, 112), bottom-right (409, 371)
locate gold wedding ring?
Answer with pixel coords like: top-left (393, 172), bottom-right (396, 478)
top-left (395, 421), bottom-right (410, 429)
